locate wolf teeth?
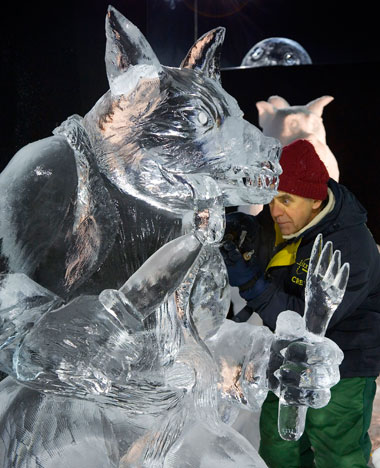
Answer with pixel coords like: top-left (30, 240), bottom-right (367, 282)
top-left (245, 177), bottom-right (253, 186)
top-left (242, 177), bottom-right (255, 187)
top-left (241, 173), bottom-right (278, 190)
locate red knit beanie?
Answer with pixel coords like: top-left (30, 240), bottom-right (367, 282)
top-left (278, 139), bottom-right (329, 200)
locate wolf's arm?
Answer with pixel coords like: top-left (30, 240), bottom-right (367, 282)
top-left (0, 232), bottom-right (203, 399)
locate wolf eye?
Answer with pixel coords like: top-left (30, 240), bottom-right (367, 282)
top-left (197, 111), bottom-right (208, 125)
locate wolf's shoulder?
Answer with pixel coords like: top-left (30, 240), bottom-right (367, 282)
top-left (2, 135), bottom-right (78, 186)
top-left (0, 134), bottom-right (78, 230)
top-left (0, 136), bottom-right (78, 275)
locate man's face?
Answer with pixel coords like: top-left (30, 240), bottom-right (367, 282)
top-left (269, 191), bottom-right (323, 235)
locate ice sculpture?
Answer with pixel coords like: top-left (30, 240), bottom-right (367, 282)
top-left (241, 38), bottom-right (312, 68)
top-left (0, 6), bottom-right (348, 467)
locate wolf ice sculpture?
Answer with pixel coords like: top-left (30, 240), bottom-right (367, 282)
top-left (0, 7), bottom-right (347, 467)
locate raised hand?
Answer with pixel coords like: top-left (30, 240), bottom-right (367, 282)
top-left (304, 233), bottom-right (350, 335)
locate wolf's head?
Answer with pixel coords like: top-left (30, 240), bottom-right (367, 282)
top-left (84, 6), bottom-right (281, 212)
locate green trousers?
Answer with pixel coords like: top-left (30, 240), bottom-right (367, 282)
top-left (259, 377), bottom-right (377, 468)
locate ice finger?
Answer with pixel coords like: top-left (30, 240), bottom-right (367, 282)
top-left (279, 386), bottom-right (330, 408)
top-left (308, 233), bottom-right (323, 278)
top-left (278, 363), bottom-right (340, 389)
top-left (324, 250), bottom-right (341, 284)
top-left (284, 339), bottom-right (344, 366)
top-left (315, 241), bottom-right (333, 277)
top-left (333, 262), bottom-right (350, 291)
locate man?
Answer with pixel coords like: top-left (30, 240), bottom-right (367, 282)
top-left (221, 139), bottom-right (380, 467)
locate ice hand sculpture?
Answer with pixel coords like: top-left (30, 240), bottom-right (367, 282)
top-left (256, 95), bottom-right (339, 181)
top-left (0, 6), bottom-right (347, 467)
top-left (241, 38), bottom-right (312, 68)
top-left (273, 234), bottom-right (349, 441)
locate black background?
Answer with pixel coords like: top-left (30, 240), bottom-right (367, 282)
top-left (1, 1), bottom-right (379, 241)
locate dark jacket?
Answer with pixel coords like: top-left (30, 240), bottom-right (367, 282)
top-left (244, 179), bottom-right (380, 378)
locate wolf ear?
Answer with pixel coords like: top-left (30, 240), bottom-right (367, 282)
top-left (105, 6), bottom-right (163, 95)
top-left (180, 27), bottom-right (225, 83)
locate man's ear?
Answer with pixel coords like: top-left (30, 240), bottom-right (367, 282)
top-left (312, 199), bottom-right (323, 210)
